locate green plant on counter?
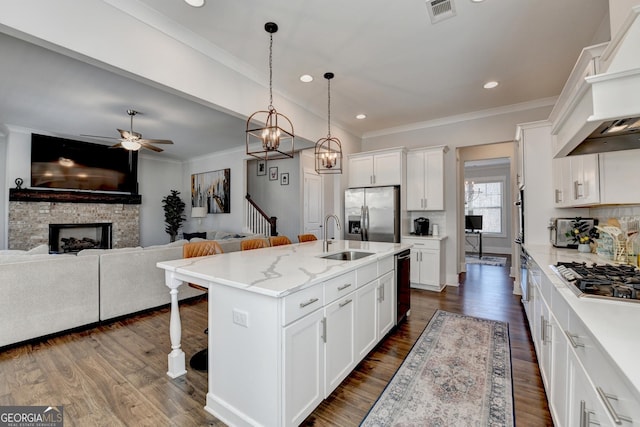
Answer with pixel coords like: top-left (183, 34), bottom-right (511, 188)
top-left (566, 217), bottom-right (592, 244)
top-left (162, 190), bottom-right (186, 242)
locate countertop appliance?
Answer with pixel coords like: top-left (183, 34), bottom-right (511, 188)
top-left (345, 186), bottom-right (400, 243)
top-left (395, 249), bottom-right (411, 324)
top-left (549, 218), bottom-right (596, 248)
top-left (551, 261), bottom-right (640, 303)
top-left (414, 217), bottom-right (429, 235)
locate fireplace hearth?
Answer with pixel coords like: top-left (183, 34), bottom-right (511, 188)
top-left (49, 223), bottom-right (113, 254)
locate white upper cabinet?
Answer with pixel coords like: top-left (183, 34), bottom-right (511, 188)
top-left (552, 154), bottom-right (600, 207)
top-left (406, 146), bottom-right (447, 211)
top-left (348, 148), bottom-right (404, 187)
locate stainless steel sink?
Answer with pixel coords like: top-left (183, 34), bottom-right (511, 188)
top-left (320, 251), bottom-right (374, 261)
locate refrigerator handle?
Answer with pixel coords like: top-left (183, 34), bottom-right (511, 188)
top-left (364, 206), bottom-right (370, 241)
top-left (360, 206), bottom-right (365, 240)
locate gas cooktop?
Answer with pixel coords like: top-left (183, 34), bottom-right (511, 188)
top-left (552, 261), bottom-right (640, 303)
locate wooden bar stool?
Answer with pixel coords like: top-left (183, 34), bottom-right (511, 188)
top-left (269, 236), bottom-right (292, 246)
top-left (182, 240), bottom-right (223, 371)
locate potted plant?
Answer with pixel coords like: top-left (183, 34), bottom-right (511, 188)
top-left (162, 190), bottom-right (186, 242)
top-left (565, 217), bottom-right (594, 253)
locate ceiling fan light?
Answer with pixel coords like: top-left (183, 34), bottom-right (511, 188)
top-left (121, 139), bottom-right (142, 151)
top-left (184, 0), bottom-right (205, 7)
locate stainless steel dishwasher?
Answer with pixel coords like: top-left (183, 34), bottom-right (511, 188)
top-left (395, 249), bottom-right (411, 324)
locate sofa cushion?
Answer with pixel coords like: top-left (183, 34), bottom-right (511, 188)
top-left (27, 244), bottom-right (50, 254)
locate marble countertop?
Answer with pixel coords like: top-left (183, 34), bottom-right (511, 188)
top-left (158, 240), bottom-right (411, 298)
top-left (523, 244), bottom-right (640, 399)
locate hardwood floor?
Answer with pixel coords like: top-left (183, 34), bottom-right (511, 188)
top-left (0, 260), bottom-right (552, 426)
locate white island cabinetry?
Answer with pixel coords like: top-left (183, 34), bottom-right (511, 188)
top-left (158, 240), bottom-right (408, 427)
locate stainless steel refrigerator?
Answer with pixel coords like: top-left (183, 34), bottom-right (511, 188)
top-left (344, 186), bottom-right (400, 242)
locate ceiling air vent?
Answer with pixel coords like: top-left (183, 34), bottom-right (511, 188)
top-left (426, 0), bottom-right (456, 24)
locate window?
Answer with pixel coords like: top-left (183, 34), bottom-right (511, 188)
top-left (465, 179), bottom-right (504, 235)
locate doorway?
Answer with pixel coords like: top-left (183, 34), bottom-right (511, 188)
top-left (457, 142), bottom-right (518, 279)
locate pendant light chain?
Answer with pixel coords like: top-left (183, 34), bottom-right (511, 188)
top-left (327, 78), bottom-right (331, 138)
top-left (268, 32), bottom-right (274, 110)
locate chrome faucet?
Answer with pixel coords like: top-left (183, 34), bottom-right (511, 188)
top-left (323, 214), bottom-right (341, 252)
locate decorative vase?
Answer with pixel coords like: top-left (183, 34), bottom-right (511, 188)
top-left (578, 243), bottom-right (591, 253)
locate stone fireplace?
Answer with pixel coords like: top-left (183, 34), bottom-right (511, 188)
top-left (8, 189), bottom-right (141, 250)
top-left (49, 223), bottom-right (113, 253)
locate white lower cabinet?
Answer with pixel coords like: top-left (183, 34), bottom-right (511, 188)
top-left (282, 256), bottom-right (398, 426)
top-left (526, 256), bottom-right (639, 427)
top-left (402, 237), bottom-right (445, 291)
top-left (355, 280), bottom-right (378, 360)
top-left (377, 270), bottom-right (395, 338)
top-left (324, 294), bottom-right (356, 395)
top-left (284, 309), bottom-right (325, 427)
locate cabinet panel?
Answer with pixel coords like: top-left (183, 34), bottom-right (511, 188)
top-left (406, 148), bottom-right (445, 211)
top-left (600, 149), bottom-right (640, 205)
top-left (347, 150), bottom-right (403, 187)
top-left (324, 295), bottom-right (356, 395)
top-left (348, 155), bottom-right (374, 187)
top-left (377, 271), bottom-right (395, 338)
top-left (355, 280), bottom-right (378, 360)
top-left (283, 309), bottom-right (325, 426)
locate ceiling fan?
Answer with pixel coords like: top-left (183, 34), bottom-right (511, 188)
top-left (82, 109), bottom-right (173, 152)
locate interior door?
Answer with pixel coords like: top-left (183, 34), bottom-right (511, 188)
top-left (303, 170), bottom-right (322, 239)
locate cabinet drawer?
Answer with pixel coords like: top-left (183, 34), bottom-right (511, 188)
top-left (378, 256), bottom-right (394, 276)
top-left (356, 263), bottom-right (378, 288)
top-left (325, 271), bottom-right (356, 304)
top-left (282, 285), bottom-right (324, 326)
top-left (567, 314), bottom-right (639, 424)
top-left (402, 238), bottom-right (439, 250)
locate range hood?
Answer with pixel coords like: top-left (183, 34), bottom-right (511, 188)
top-left (568, 116), bottom-right (640, 155)
top-left (550, 6), bottom-right (640, 157)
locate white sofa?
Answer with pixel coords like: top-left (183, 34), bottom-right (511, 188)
top-left (0, 231), bottom-right (267, 348)
top-left (78, 242), bottom-right (205, 321)
top-left (0, 251), bottom-right (100, 347)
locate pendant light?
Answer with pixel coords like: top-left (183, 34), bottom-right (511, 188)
top-left (246, 22), bottom-right (294, 161)
top-left (314, 72), bottom-right (342, 174)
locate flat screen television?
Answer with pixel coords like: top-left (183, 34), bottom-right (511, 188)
top-left (465, 215), bottom-right (483, 231)
top-left (31, 134), bottom-right (138, 193)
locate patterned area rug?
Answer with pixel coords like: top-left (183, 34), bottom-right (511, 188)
top-left (465, 256), bottom-right (507, 266)
top-left (361, 310), bottom-right (513, 426)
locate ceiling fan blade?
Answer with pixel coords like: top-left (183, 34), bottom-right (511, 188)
top-left (80, 134), bottom-right (120, 140)
top-left (140, 142), bottom-right (164, 152)
top-left (139, 138), bottom-right (173, 144)
top-left (110, 142), bottom-right (124, 149)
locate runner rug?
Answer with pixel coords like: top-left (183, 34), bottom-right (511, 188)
top-left (360, 310), bottom-right (514, 426)
top-left (465, 256), bottom-right (507, 266)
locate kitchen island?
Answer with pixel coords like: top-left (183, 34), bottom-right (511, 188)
top-left (523, 244), bottom-right (640, 426)
top-left (157, 239), bottom-right (410, 427)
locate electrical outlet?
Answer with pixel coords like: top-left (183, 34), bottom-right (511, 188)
top-left (232, 308), bottom-right (249, 327)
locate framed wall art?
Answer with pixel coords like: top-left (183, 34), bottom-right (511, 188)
top-left (280, 173), bottom-right (289, 185)
top-left (269, 166), bottom-right (278, 181)
top-left (257, 160), bottom-right (266, 176)
top-left (191, 168), bottom-right (231, 214)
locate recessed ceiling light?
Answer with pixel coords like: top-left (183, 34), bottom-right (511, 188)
top-left (300, 74), bottom-right (313, 83)
top-left (471, 0), bottom-right (485, 3)
top-left (356, 114), bottom-right (367, 120)
top-left (184, 0), bottom-right (205, 7)
top-left (483, 81), bottom-right (499, 89)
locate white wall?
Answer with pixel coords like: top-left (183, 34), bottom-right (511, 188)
top-left (182, 147), bottom-right (248, 236)
top-left (363, 105), bottom-right (553, 285)
top-left (247, 155), bottom-right (301, 240)
top-left (137, 155), bottom-right (183, 246)
top-left (0, 128), bottom-right (7, 249)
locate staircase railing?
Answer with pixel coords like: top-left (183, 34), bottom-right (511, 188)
top-left (245, 194), bottom-right (277, 236)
